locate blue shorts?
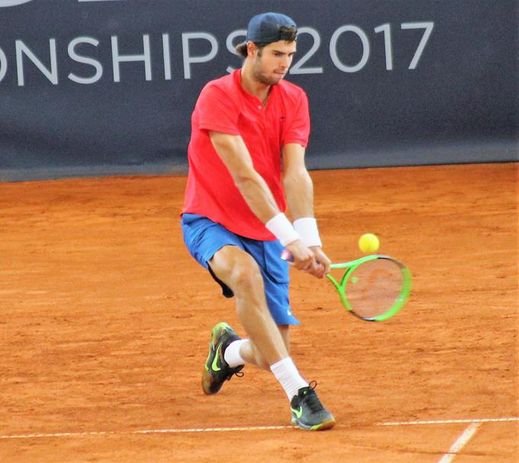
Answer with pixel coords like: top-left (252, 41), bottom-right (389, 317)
top-left (181, 213), bottom-right (299, 325)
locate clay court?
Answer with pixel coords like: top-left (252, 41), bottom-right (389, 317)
top-left (1, 162), bottom-right (517, 462)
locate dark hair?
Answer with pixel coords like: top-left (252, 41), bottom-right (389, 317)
top-left (235, 26), bottom-right (297, 58)
top-left (235, 42), bottom-right (266, 58)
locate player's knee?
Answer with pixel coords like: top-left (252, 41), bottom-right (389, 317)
top-left (211, 247), bottom-right (263, 293)
top-left (228, 255), bottom-right (263, 293)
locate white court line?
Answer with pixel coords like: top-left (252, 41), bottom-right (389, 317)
top-left (0, 425), bottom-right (294, 440)
top-left (1, 417), bottom-right (517, 440)
top-left (134, 425), bottom-right (293, 434)
top-left (437, 422), bottom-right (481, 463)
top-left (380, 417), bottom-right (519, 426)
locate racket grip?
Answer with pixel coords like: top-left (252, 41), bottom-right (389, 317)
top-left (280, 249), bottom-right (294, 262)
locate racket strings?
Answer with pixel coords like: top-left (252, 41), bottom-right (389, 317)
top-left (345, 260), bottom-right (404, 319)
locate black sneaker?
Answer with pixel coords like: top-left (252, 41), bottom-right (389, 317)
top-left (290, 382), bottom-right (336, 431)
top-left (202, 322), bottom-right (244, 395)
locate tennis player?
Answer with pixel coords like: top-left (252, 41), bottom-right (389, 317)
top-left (181, 12), bottom-right (335, 431)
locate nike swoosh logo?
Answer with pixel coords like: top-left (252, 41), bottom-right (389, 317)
top-left (211, 344), bottom-right (222, 372)
top-left (291, 406), bottom-right (303, 419)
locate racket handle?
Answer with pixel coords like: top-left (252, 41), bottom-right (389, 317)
top-left (280, 249), bottom-right (294, 262)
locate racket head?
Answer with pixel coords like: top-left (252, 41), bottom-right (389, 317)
top-left (327, 255), bottom-right (411, 321)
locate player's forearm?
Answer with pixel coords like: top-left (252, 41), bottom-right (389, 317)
top-left (283, 168), bottom-right (315, 220)
top-left (209, 132), bottom-right (280, 223)
top-left (233, 171), bottom-right (280, 223)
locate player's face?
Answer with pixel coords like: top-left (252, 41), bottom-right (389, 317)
top-left (251, 40), bottom-right (297, 85)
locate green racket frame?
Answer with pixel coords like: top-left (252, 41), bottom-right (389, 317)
top-left (326, 254), bottom-right (412, 321)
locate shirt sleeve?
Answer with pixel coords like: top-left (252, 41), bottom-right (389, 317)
top-left (283, 90), bottom-right (310, 147)
top-left (197, 84), bottom-right (241, 135)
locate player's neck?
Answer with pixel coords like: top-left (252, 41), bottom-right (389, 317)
top-left (240, 66), bottom-right (271, 105)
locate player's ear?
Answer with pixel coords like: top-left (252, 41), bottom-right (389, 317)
top-left (247, 41), bottom-right (257, 57)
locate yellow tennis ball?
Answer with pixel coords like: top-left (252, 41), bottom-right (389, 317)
top-left (359, 233), bottom-right (380, 253)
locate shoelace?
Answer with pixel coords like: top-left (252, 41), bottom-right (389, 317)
top-left (301, 381), bottom-right (324, 413)
top-left (218, 343), bottom-right (244, 381)
top-left (225, 366), bottom-right (244, 381)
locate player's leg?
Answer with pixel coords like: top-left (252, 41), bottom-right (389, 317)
top-left (210, 246), bottom-right (310, 401)
top-left (181, 214), bottom-right (334, 430)
top-left (209, 245), bottom-right (289, 367)
top-left (212, 244), bottom-right (335, 431)
top-left (181, 214), bottom-right (249, 394)
top-left (236, 324), bottom-right (290, 369)
top-left (272, 327), bottom-right (335, 431)
top-left (203, 246), bottom-right (306, 398)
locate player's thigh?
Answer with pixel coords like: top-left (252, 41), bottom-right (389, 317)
top-left (209, 245), bottom-right (263, 290)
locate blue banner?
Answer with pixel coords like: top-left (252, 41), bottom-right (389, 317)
top-left (0, 0), bottom-right (517, 180)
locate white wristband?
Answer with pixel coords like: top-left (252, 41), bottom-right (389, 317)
top-left (265, 213), bottom-right (300, 246)
top-left (293, 217), bottom-right (322, 247)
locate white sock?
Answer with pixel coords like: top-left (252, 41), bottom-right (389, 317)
top-left (224, 339), bottom-right (247, 368)
top-left (270, 357), bottom-right (308, 401)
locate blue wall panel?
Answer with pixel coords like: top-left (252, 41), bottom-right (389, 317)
top-left (0, 0), bottom-right (517, 180)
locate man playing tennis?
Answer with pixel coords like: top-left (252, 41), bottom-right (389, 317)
top-left (181, 12), bottom-right (335, 431)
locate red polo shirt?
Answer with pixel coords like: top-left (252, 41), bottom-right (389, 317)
top-left (182, 69), bottom-right (310, 240)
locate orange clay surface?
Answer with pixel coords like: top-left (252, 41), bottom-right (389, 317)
top-left (0, 163), bottom-right (517, 462)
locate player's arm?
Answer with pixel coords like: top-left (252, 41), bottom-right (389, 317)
top-left (209, 132), bottom-right (279, 222)
top-left (282, 143), bottom-right (314, 218)
top-left (209, 132), bottom-right (316, 272)
top-left (282, 143), bottom-right (331, 276)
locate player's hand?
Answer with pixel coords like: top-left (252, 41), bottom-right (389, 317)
top-left (285, 240), bottom-right (325, 278)
top-left (309, 246), bottom-right (331, 278)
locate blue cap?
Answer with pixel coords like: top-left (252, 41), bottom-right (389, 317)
top-left (246, 12), bottom-right (297, 43)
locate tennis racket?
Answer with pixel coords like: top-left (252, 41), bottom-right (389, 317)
top-left (281, 251), bottom-right (412, 321)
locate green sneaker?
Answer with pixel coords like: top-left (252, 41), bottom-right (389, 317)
top-left (202, 322), bottom-right (244, 395)
top-left (290, 382), bottom-right (336, 431)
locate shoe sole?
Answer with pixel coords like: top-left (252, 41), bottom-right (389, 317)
top-left (291, 416), bottom-right (336, 431)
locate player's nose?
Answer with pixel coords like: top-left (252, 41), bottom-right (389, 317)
top-left (280, 55), bottom-right (291, 68)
